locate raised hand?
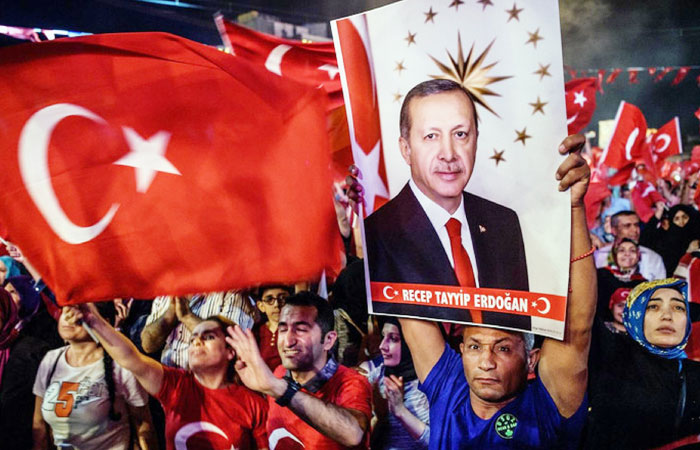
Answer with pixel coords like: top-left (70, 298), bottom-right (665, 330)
top-left (225, 325), bottom-right (282, 396)
top-left (384, 375), bottom-right (406, 416)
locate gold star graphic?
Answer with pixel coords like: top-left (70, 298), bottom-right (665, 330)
top-left (490, 149), bottom-right (506, 165)
top-left (477, 0), bottom-right (493, 10)
top-left (424, 7), bottom-right (437, 23)
top-left (506, 3), bottom-right (523, 22)
top-left (526, 28), bottom-right (543, 48)
top-left (428, 33), bottom-right (512, 117)
top-left (529, 96), bottom-right (547, 115)
top-left (449, 0), bottom-right (465, 11)
top-left (395, 60), bottom-right (406, 75)
top-left (405, 31), bottom-right (417, 46)
top-left (514, 127), bottom-right (531, 145)
top-left (393, 91), bottom-right (403, 102)
top-left (534, 63), bottom-right (551, 80)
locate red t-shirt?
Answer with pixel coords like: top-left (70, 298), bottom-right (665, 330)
top-left (156, 366), bottom-right (268, 450)
top-left (255, 323), bottom-right (282, 371)
top-left (267, 364), bottom-right (371, 450)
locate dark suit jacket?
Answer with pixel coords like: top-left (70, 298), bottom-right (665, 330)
top-left (364, 183), bottom-right (530, 330)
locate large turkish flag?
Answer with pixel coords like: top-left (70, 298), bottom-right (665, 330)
top-left (0, 32), bottom-right (340, 304)
top-left (601, 101), bottom-right (647, 170)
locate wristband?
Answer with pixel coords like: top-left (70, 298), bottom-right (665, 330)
top-left (571, 245), bottom-right (595, 263)
top-left (275, 378), bottom-right (302, 407)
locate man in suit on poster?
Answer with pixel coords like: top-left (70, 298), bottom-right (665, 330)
top-left (364, 79), bottom-right (529, 330)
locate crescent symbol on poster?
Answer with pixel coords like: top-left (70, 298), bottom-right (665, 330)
top-left (383, 286), bottom-right (397, 300)
top-left (566, 113), bottom-right (578, 126)
top-left (536, 297), bottom-right (551, 315)
top-left (264, 44), bottom-right (292, 76)
top-left (18, 103), bottom-right (120, 245)
top-left (174, 422), bottom-right (234, 450)
top-left (624, 127), bottom-right (640, 161)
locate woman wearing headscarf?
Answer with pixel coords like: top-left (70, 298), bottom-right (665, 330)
top-left (641, 204), bottom-right (700, 277)
top-left (584, 279), bottom-right (700, 449)
top-left (358, 318), bottom-right (430, 450)
top-left (0, 287), bottom-right (50, 449)
top-left (4, 275), bottom-right (62, 348)
top-left (596, 237), bottom-right (646, 320)
top-left (0, 255), bottom-right (22, 285)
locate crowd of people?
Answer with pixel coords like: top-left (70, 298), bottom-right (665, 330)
top-left (0, 80), bottom-right (700, 450)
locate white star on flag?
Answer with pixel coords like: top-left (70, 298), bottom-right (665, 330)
top-left (318, 64), bottom-right (340, 79)
top-left (573, 91), bottom-right (587, 108)
top-left (114, 127), bottom-right (181, 193)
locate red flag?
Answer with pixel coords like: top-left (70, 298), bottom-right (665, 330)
top-left (631, 181), bottom-right (664, 223)
top-left (597, 69), bottom-right (605, 93)
top-left (606, 68), bottom-right (622, 84)
top-left (628, 69), bottom-right (639, 84)
top-left (671, 67), bottom-right (690, 85)
top-left (584, 181), bottom-right (611, 229)
top-left (650, 117), bottom-right (683, 162)
top-left (600, 101), bottom-right (647, 169)
top-left (654, 67), bottom-right (673, 82)
top-left (565, 78), bottom-right (597, 134)
top-left (648, 67), bottom-right (657, 76)
top-left (565, 65), bottom-right (577, 79)
top-left (608, 165), bottom-right (634, 186)
top-left (695, 106), bottom-right (700, 122)
top-left (334, 16), bottom-right (390, 213)
top-left (0, 32), bottom-right (340, 304)
top-left (214, 15), bottom-right (343, 110)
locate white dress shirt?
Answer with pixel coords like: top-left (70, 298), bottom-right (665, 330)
top-left (409, 180), bottom-right (480, 286)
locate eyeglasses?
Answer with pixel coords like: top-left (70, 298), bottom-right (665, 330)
top-left (261, 294), bottom-right (288, 305)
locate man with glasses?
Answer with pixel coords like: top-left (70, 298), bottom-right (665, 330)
top-left (254, 285), bottom-right (292, 370)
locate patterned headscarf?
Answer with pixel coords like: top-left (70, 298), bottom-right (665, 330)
top-left (623, 278), bottom-right (691, 360)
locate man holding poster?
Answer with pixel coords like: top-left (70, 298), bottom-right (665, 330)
top-left (364, 79), bottom-right (529, 330)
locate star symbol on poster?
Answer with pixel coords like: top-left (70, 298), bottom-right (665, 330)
top-left (490, 149), bottom-right (506, 165)
top-left (393, 91), bottom-right (403, 102)
top-left (514, 127), bottom-right (531, 146)
top-left (114, 127), bottom-right (181, 193)
top-left (505, 3), bottom-right (523, 22)
top-left (449, 0), bottom-right (465, 11)
top-left (429, 34), bottom-right (511, 117)
top-left (477, 0), bottom-right (493, 10)
top-left (534, 63), bottom-right (551, 80)
top-left (352, 140), bottom-right (389, 214)
top-left (405, 31), bottom-right (417, 46)
top-left (525, 28), bottom-right (543, 48)
top-left (573, 91), bottom-right (587, 107)
top-left (424, 7), bottom-right (437, 23)
top-left (318, 64), bottom-right (339, 80)
top-left (529, 96), bottom-right (547, 115)
top-left (394, 60), bottom-right (407, 74)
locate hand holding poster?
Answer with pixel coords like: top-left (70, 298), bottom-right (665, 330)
top-left (332, 0), bottom-right (571, 339)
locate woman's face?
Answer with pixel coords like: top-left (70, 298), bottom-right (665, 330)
top-left (379, 323), bottom-right (402, 367)
top-left (58, 307), bottom-right (90, 342)
top-left (643, 288), bottom-right (688, 348)
top-left (615, 242), bottom-right (639, 270)
top-left (611, 301), bottom-right (625, 324)
top-left (673, 210), bottom-right (690, 228)
top-left (187, 320), bottom-right (233, 373)
top-left (0, 260), bottom-right (7, 285)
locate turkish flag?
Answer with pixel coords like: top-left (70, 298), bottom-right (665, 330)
top-left (631, 181), bottom-right (664, 223)
top-left (650, 117), bottom-right (683, 162)
top-left (565, 78), bottom-right (597, 134)
top-left (584, 181), bottom-right (611, 228)
top-left (600, 101), bottom-right (647, 170)
top-left (214, 15), bottom-right (352, 183)
top-left (333, 16), bottom-right (390, 214)
top-left (0, 32), bottom-right (340, 304)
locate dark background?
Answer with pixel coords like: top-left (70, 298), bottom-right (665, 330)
top-left (2, 0), bottom-right (699, 147)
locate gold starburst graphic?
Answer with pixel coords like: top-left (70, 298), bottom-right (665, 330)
top-left (429, 33), bottom-right (512, 117)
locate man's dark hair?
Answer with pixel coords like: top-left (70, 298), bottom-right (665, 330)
top-left (283, 291), bottom-right (335, 337)
top-left (258, 284), bottom-right (291, 299)
top-left (611, 210), bottom-right (639, 229)
top-left (399, 79), bottom-right (479, 139)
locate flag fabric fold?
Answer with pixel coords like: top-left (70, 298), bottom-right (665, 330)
top-left (0, 32), bottom-right (340, 304)
top-left (600, 101), bottom-right (647, 170)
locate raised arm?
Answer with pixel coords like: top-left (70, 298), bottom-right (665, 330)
top-left (226, 326), bottom-right (369, 447)
top-left (140, 296), bottom-right (178, 354)
top-left (538, 134), bottom-right (596, 418)
top-left (70, 304), bottom-right (164, 396)
top-left (397, 318), bottom-right (445, 383)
